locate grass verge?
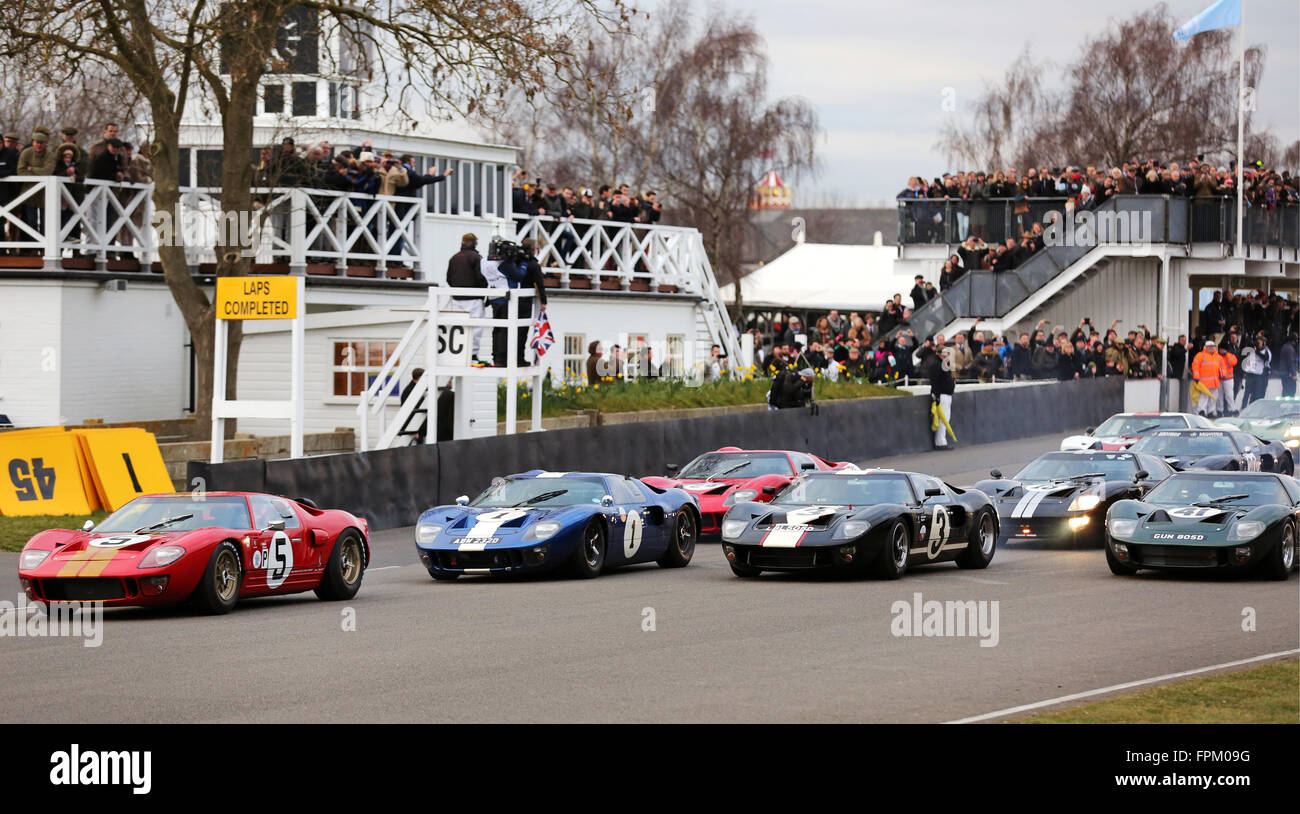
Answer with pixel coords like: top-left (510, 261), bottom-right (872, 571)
top-left (0, 512), bottom-right (109, 553)
top-left (1012, 660), bottom-right (1299, 723)
top-left (499, 375), bottom-right (903, 420)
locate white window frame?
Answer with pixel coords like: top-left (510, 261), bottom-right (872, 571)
top-left (330, 338), bottom-right (401, 399)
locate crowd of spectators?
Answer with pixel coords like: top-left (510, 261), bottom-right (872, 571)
top-left (252, 136), bottom-right (455, 200)
top-left (0, 123), bottom-right (154, 255)
top-left (745, 288), bottom-right (1298, 401)
top-left (511, 170), bottom-right (663, 225)
top-left (899, 157), bottom-right (1300, 251)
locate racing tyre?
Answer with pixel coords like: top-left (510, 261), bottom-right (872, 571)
top-left (315, 530), bottom-right (365, 600)
top-left (1262, 520), bottom-right (1295, 581)
top-left (957, 510), bottom-right (996, 569)
top-left (569, 521), bottom-right (606, 579)
top-left (872, 519), bottom-right (910, 580)
top-left (1106, 544), bottom-right (1138, 576)
top-left (658, 510), bottom-right (697, 568)
top-left (194, 540), bottom-right (242, 614)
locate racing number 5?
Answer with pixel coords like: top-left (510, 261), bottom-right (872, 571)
top-left (8, 458), bottom-right (56, 501)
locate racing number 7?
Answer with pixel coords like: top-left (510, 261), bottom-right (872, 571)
top-left (8, 458), bottom-right (56, 501)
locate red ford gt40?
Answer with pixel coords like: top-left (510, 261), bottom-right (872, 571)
top-left (642, 447), bottom-right (851, 540)
top-left (17, 492), bottom-right (369, 614)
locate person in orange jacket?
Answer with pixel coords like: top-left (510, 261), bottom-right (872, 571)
top-left (1190, 339), bottom-right (1223, 417)
top-left (1217, 342), bottom-right (1239, 416)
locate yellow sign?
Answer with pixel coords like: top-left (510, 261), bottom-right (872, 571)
top-left (0, 432), bottom-right (96, 517)
top-left (76, 428), bottom-right (176, 511)
top-left (216, 276), bottom-right (299, 320)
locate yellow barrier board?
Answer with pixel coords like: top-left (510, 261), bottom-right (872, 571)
top-left (76, 428), bottom-right (175, 511)
top-left (215, 276), bottom-right (299, 320)
top-left (0, 433), bottom-right (96, 517)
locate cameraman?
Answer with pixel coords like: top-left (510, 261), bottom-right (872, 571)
top-left (516, 239), bottom-right (547, 363)
top-left (446, 233), bottom-right (489, 365)
top-left (771, 367), bottom-right (816, 409)
top-left (482, 239), bottom-right (515, 368)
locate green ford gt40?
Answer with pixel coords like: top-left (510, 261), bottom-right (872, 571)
top-left (1104, 471), bottom-right (1300, 580)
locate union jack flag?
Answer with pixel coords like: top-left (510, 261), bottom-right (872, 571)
top-left (528, 305), bottom-right (555, 362)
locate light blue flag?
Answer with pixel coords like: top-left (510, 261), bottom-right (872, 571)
top-left (1173, 0), bottom-right (1242, 41)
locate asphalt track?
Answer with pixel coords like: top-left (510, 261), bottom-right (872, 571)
top-left (1, 431), bottom-right (1296, 723)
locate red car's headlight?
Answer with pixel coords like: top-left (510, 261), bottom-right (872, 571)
top-left (138, 545), bottom-right (186, 569)
top-left (18, 549), bottom-right (50, 570)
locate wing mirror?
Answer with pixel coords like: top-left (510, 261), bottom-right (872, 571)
top-left (601, 494), bottom-right (615, 507)
top-left (924, 487), bottom-right (942, 497)
top-left (990, 469), bottom-right (1003, 479)
top-left (1132, 470), bottom-right (1149, 483)
top-left (762, 486), bottom-right (777, 495)
top-left (455, 495), bottom-right (469, 506)
top-left (82, 519), bottom-right (95, 532)
top-left (267, 520), bottom-right (286, 532)
top-left (800, 462), bottom-right (816, 470)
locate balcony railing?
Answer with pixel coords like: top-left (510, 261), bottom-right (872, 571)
top-left (1, 177), bottom-right (155, 269)
top-left (897, 194), bottom-right (1300, 250)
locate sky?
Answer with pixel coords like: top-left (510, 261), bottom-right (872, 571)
top-left (664, 0), bottom-right (1300, 206)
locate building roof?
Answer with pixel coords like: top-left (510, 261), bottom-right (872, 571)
top-left (720, 242), bottom-right (911, 312)
top-left (743, 208), bottom-right (896, 268)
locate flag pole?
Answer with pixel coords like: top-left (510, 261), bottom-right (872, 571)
top-left (1235, 0), bottom-right (1245, 256)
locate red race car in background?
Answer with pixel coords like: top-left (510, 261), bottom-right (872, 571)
top-left (18, 492), bottom-right (369, 614)
top-left (643, 447), bottom-right (852, 540)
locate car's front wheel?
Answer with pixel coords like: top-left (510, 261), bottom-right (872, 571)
top-left (1106, 544), bottom-right (1138, 576)
top-left (872, 519), bottom-right (910, 580)
top-left (193, 540), bottom-right (242, 614)
top-left (658, 510), bottom-right (697, 568)
top-left (315, 530), bottom-right (365, 600)
top-left (569, 521), bottom-right (606, 579)
top-left (957, 510), bottom-right (996, 569)
top-left (1262, 520), bottom-right (1295, 580)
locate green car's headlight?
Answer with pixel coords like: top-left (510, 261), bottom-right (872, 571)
top-left (1228, 521), bottom-right (1265, 541)
top-left (1108, 518), bottom-right (1138, 538)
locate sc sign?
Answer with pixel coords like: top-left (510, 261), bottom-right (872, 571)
top-left (437, 312), bottom-right (472, 367)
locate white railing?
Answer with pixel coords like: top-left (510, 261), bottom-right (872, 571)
top-left (1, 177), bottom-right (154, 268)
top-left (511, 214), bottom-right (742, 372)
top-left (180, 186), bottom-right (424, 275)
top-left (355, 286), bottom-right (543, 450)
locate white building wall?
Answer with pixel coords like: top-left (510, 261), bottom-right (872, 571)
top-left (58, 282), bottom-right (189, 424)
top-left (235, 293), bottom-right (706, 442)
top-left (1011, 258), bottom-right (1161, 338)
top-left (0, 282), bottom-right (63, 426)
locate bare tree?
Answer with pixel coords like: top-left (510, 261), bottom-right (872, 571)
top-left (939, 3), bottom-right (1270, 171)
top-left (0, 0), bottom-right (628, 437)
top-left (482, 0), bottom-right (820, 314)
top-left (0, 57), bottom-right (141, 144)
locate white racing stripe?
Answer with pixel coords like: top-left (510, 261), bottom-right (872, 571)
top-left (1011, 484), bottom-right (1057, 518)
top-left (944, 649), bottom-right (1300, 724)
top-left (460, 509), bottom-right (528, 551)
top-left (761, 506), bottom-right (844, 548)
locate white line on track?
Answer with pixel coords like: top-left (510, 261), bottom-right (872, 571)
top-left (945, 649), bottom-right (1300, 724)
top-left (367, 565), bottom-right (406, 572)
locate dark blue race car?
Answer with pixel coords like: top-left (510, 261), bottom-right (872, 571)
top-left (415, 471), bottom-right (700, 579)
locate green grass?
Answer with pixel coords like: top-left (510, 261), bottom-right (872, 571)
top-left (1013, 661), bottom-right (1299, 723)
top-left (499, 374), bottom-right (903, 420)
top-left (0, 512), bottom-right (109, 553)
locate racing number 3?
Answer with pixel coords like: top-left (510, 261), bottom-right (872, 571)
top-left (8, 458), bottom-right (55, 501)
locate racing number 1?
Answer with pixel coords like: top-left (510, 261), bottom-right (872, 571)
top-left (8, 458), bottom-right (56, 501)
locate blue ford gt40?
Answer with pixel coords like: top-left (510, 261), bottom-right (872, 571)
top-left (415, 471), bottom-right (700, 579)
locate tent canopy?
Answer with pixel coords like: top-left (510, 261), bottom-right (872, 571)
top-left (722, 243), bottom-right (913, 312)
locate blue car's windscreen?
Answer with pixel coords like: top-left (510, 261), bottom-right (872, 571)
top-left (473, 477), bottom-right (609, 507)
top-left (1130, 432), bottom-right (1235, 457)
top-left (1093, 415), bottom-right (1187, 436)
top-left (1014, 453), bottom-right (1136, 481)
top-left (678, 452), bottom-right (793, 479)
top-left (1143, 474), bottom-right (1288, 507)
top-left (95, 496), bottom-right (253, 533)
top-left (1237, 400), bottom-right (1300, 420)
top-left (774, 474), bottom-right (913, 506)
